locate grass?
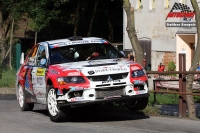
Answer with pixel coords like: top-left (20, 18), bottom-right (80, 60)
top-left (0, 68), bottom-right (16, 88)
top-left (148, 93), bottom-right (179, 105)
top-left (148, 92), bottom-right (200, 105)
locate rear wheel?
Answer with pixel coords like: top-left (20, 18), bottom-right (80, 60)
top-left (125, 97), bottom-right (148, 111)
top-left (18, 84), bottom-right (34, 111)
top-left (47, 86), bottom-right (70, 122)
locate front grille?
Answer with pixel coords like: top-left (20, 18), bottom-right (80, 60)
top-left (87, 72), bottom-right (128, 81)
top-left (96, 87), bottom-right (124, 98)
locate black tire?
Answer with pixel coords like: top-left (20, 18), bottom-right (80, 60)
top-left (47, 86), bottom-right (71, 122)
top-left (18, 84), bottom-right (34, 111)
top-left (125, 97), bottom-right (148, 111)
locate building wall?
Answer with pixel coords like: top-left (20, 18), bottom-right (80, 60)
top-left (151, 51), bottom-right (176, 71)
top-left (123, 0), bottom-right (196, 70)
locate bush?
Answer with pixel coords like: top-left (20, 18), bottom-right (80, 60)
top-left (168, 61), bottom-right (176, 71)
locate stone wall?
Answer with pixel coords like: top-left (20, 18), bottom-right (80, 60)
top-left (151, 51), bottom-right (176, 71)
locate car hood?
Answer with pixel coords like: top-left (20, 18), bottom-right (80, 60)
top-left (50, 58), bottom-right (139, 76)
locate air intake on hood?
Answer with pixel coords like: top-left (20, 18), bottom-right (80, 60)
top-left (83, 63), bottom-right (118, 67)
top-left (68, 36), bottom-right (83, 41)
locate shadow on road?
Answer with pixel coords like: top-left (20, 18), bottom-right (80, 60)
top-left (0, 95), bottom-right (150, 122)
top-left (33, 103), bottom-right (150, 122)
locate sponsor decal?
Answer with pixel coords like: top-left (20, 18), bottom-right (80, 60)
top-left (71, 97), bottom-right (84, 102)
top-left (70, 86), bottom-right (84, 91)
top-left (134, 80), bottom-right (144, 84)
top-left (18, 76), bottom-right (23, 80)
top-left (135, 91), bottom-right (140, 95)
top-left (88, 70), bottom-right (95, 75)
top-left (66, 67), bottom-right (82, 70)
top-left (49, 69), bottom-right (59, 74)
top-left (67, 72), bottom-right (80, 76)
top-left (57, 89), bottom-right (63, 95)
top-left (37, 77), bottom-right (43, 85)
top-left (94, 68), bottom-right (127, 73)
top-left (50, 40), bottom-right (108, 48)
top-left (131, 66), bottom-right (140, 71)
top-left (102, 79), bottom-right (120, 84)
top-left (36, 68), bottom-right (46, 76)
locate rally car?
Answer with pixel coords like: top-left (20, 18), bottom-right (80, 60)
top-left (16, 36), bottom-right (149, 122)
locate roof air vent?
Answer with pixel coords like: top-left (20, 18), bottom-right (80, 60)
top-left (68, 36), bottom-right (83, 41)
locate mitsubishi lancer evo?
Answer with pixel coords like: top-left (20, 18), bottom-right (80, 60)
top-left (16, 36), bottom-right (149, 122)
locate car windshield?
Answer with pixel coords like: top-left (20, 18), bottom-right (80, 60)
top-left (49, 43), bottom-right (123, 64)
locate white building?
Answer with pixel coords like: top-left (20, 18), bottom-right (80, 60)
top-left (123, 0), bottom-right (199, 71)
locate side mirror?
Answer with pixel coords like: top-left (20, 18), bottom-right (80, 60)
top-left (20, 52), bottom-right (24, 64)
top-left (39, 58), bottom-right (47, 66)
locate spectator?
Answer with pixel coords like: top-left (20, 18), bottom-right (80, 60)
top-left (129, 52), bottom-right (135, 61)
top-left (158, 62), bottom-right (165, 72)
top-left (197, 63), bottom-right (200, 71)
top-left (127, 53), bottom-right (130, 60)
top-left (143, 58), bottom-right (146, 70)
top-left (194, 62), bottom-right (200, 84)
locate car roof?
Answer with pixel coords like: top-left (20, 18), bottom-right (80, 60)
top-left (43, 36), bottom-right (104, 45)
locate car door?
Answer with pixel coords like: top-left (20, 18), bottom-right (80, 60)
top-left (18, 45), bottom-right (39, 98)
top-left (31, 44), bottom-right (48, 102)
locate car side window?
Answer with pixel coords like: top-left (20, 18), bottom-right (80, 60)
top-left (26, 46), bottom-right (38, 66)
top-left (36, 45), bottom-right (47, 66)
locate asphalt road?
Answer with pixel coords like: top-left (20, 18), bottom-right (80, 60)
top-left (0, 94), bottom-right (200, 133)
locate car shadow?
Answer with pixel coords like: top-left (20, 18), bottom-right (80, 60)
top-left (32, 103), bottom-right (150, 122)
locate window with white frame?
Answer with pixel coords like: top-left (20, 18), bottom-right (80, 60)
top-left (136, 0), bottom-right (142, 10)
top-left (149, 0), bottom-right (155, 10)
top-left (180, 0), bottom-right (187, 4)
top-left (164, 0), bottom-right (170, 9)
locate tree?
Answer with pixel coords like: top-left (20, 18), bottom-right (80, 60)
top-left (87, 0), bottom-right (99, 37)
top-left (0, 0), bottom-right (24, 70)
top-left (185, 0), bottom-right (200, 119)
top-left (18, 0), bottom-right (69, 43)
top-left (73, 0), bottom-right (80, 36)
top-left (122, 0), bottom-right (144, 66)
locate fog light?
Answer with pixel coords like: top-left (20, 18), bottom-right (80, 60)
top-left (128, 90), bottom-right (133, 93)
top-left (89, 94), bottom-right (94, 97)
top-left (74, 92), bottom-right (81, 97)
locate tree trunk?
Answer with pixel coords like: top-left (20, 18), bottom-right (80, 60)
top-left (35, 31), bottom-right (37, 44)
top-left (87, 0), bottom-right (98, 37)
top-left (9, 18), bottom-right (14, 70)
top-left (107, 1), bottom-right (114, 42)
top-left (123, 0), bottom-right (144, 65)
top-left (185, 0), bottom-right (200, 119)
top-left (73, 0), bottom-right (80, 36)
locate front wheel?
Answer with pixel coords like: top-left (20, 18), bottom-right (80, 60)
top-left (125, 97), bottom-right (148, 112)
top-left (47, 86), bottom-right (71, 122)
top-left (18, 84), bottom-right (34, 111)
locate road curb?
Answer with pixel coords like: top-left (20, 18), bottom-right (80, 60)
top-left (0, 88), bottom-right (15, 94)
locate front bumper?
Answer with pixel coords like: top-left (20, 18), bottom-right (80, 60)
top-left (57, 93), bottom-right (149, 107)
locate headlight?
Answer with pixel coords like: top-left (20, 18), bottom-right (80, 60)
top-left (132, 69), bottom-right (145, 78)
top-left (57, 76), bottom-right (86, 85)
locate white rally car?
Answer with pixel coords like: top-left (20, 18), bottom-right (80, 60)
top-left (16, 36), bottom-right (149, 122)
